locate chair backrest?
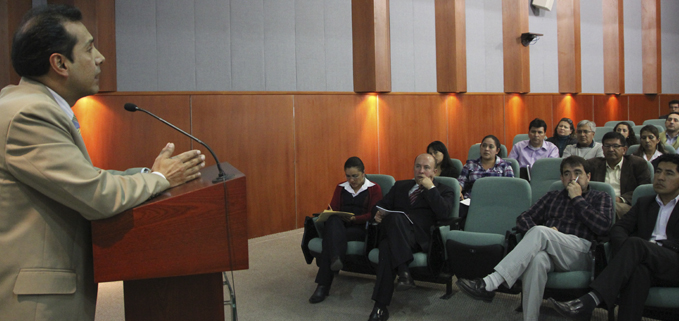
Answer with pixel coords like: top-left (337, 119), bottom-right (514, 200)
top-left (665, 144), bottom-right (677, 154)
top-left (627, 144), bottom-right (640, 155)
top-left (633, 125), bottom-right (648, 137)
top-left (594, 126), bottom-right (614, 142)
top-left (646, 160), bottom-right (655, 182)
top-left (435, 176), bottom-right (461, 219)
top-left (366, 174), bottom-right (395, 197)
top-left (513, 134), bottom-right (529, 146)
top-left (605, 120), bottom-right (634, 127)
top-left (549, 180), bottom-right (617, 224)
top-left (467, 177), bottom-right (531, 234)
top-left (450, 158), bottom-right (463, 178)
top-left (642, 118), bottom-right (666, 129)
top-left (467, 143), bottom-right (508, 160)
top-left (530, 158), bottom-right (563, 204)
top-left (632, 184), bottom-right (655, 206)
top-left (503, 157), bottom-right (520, 176)
top-left (626, 144), bottom-right (675, 155)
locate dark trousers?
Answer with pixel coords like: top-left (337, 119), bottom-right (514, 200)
top-left (371, 213), bottom-right (421, 306)
top-left (590, 237), bottom-right (679, 321)
top-left (314, 215), bottom-right (365, 286)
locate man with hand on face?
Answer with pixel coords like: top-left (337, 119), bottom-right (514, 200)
top-left (456, 156), bottom-right (613, 321)
top-left (563, 120), bottom-right (604, 160)
top-left (508, 118), bottom-right (559, 171)
top-left (660, 112), bottom-right (679, 150)
top-left (551, 154), bottom-right (679, 321)
top-left (367, 154), bottom-right (455, 321)
top-left (588, 132), bottom-right (651, 219)
top-left (0, 5), bottom-right (205, 321)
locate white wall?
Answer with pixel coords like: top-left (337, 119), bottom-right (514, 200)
top-left (528, 5), bottom-right (559, 93)
top-left (580, 0), bottom-right (604, 94)
top-left (465, 0), bottom-right (504, 93)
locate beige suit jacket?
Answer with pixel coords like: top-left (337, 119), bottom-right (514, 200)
top-left (0, 78), bottom-right (170, 321)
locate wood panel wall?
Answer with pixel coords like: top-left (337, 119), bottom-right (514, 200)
top-left (352, 0), bottom-right (391, 93)
top-left (641, 0), bottom-right (661, 94)
top-left (435, 0), bottom-right (466, 93)
top-left (557, 0), bottom-right (581, 93)
top-left (0, 0), bottom-right (32, 87)
top-left (502, 0), bottom-right (531, 93)
top-left (74, 91), bottom-right (676, 238)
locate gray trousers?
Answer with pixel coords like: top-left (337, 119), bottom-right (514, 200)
top-left (494, 226), bottom-right (592, 321)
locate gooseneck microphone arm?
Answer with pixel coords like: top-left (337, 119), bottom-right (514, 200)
top-left (124, 103), bottom-right (230, 183)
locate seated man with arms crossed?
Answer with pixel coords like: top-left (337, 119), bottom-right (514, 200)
top-left (587, 132), bottom-right (651, 219)
top-left (368, 154), bottom-right (455, 321)
top-left (508, 118), bottom-right (559, 179)
top-left (563, 120), bottom-right (604, 160)
top-left (456, 156), bottom-right (613, 321)
top-left (551, 154), bottom-right (679, 321)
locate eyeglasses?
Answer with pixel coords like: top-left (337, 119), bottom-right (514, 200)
top-left (603, 144), bottom-right (624, 149)
top-left (576, 130), bottom-right (592, 134)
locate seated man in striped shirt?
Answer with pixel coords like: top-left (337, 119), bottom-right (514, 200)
top-left (456, 156), bottom-right (613, 321)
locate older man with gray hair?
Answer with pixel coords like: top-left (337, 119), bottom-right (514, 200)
top-left (563, 120), bottom-right (604, 159)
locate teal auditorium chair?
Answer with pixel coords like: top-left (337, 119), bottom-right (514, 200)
top-left (444, 177), bottom-right (531, 287)
top-left (368, 176), bottom-right (461, 299)
top-left (529, 158), bottom-right (563, 204)
top-left (450, 158), bottom-right (463, 177)
top-left (594, 126), bottom-right (614, 143)
top-left (503, 158), bottom-right (520, 176)
top-left (305, 174), bottom-right (395, 275)
top-left (604, 120), bottom-right (634, 127)
top-left (626, 144), bottom-right (676, 155)
top-left (604, 184), bottom-right (679, 321)
top-left (467, 143), bottom-right (508, 161)
top-left (541, 181), bottom-right (616, 302)
top-left (643, 118), bottom-right (666, 130)
top-left (513, 134), bottom-right (529, 146)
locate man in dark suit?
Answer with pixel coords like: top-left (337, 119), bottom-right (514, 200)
top-left (659, 99), bottom-right (679, 119)
top-left (367, 154), bottom-right (455, 321)
top-left (551, 153), bottom-right (679, 321)
top-left (587, 131), bottom-right (651, 218)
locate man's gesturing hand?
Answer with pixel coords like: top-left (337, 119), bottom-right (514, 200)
top-left (151, 143), bottom-right (206, 187)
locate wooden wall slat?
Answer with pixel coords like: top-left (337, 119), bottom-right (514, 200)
top-left (0, 0), bottom-right (32, 88)
top-left (191, 95), bottom-right (296, 238)
top-left (502, 0), bottom-right (530, 93)
top-left (659, 95), bottom-right (679, 118)
top-left (629, 95), bottom-right (660, 125)
top-left (642, 0), bottom-right (661, 94)
top-left (592, 95), bottom-right (629, 126)
top-left (603, 0), bottom-right (625, 94)
top-left (448, 94), bottom-right (505, 161)
top-left (378, 94), bottom-right (448, 180)
top-left (557, 0), bottom-right (581, 93)
top-left (553, 94), bottom-right (593, 128)
top-left (294, 95), bottom-right (379, 227)
top-left (504, 94), bottom-right (553, 153)
top-left (352, 0), bottom-right (391, 93)
top-left (435, 0), bottom-right (466, 93)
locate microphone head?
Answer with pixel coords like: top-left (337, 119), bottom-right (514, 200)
top-left (124, 103), bottom-right (138, 112)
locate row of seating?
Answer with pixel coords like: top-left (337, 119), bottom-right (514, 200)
top-left (304, 175), bottom-right (678, 320)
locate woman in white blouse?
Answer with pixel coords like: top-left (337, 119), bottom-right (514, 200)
top-left (633, 125), bottom-right (666, 162)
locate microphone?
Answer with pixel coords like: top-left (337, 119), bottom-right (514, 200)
top-left (124, 103), bottom-right (230, 183)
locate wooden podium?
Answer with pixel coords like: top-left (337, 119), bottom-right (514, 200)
top-left (91, 162), bottom-right (248, 321)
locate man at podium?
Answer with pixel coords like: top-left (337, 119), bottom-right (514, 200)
top-left (0, 5), bottom-right (205, 321)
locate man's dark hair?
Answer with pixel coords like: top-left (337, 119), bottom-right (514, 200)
top-left (668, 111), bottom-right (679, 119)
top-left (669, 100), bottom-right (679, 106)
top-left (602, 131), bottom-right (627, 147)
top-left (344, 156), bottom-right (365, 172)
top-left (652, 154), bottom-right (679, 173)
top-left (11, 4), bottom-right (82, 78)
top-left (528, 118), bottom-right (547, 132)
top-left (560, 156), bottom-right (591, 175)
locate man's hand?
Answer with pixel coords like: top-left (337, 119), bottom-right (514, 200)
top-left (459, 191), bottom-right (465, 201)
top-left (415, 175), bottom-right (435, 190)
top-left (374, 210), bottom-right (387, 223)
top-left (151, 143), bottom-right (206, 187)
top-left (616, 196), bottom-right (624, 203)
top-left (566, 180), bottom-right (582, 199)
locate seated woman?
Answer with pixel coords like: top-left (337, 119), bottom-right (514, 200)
top-left (309, 156), bottom-right (382, 304)
top-left (427, 140), bottom-right (459, 178)
top-left (614, 121), bottom-right (639, 147)
top-left (633, 125), bottom-right (666, 162)
top-left (457, 135), bottom-right (515, 218)
top-left (546, 117), bottom-right (577, 157)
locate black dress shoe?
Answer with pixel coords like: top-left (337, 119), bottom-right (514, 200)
top-left (330, 256), bottom-right (343, 272)
top-left (395, 271), bottom-right (416, 291)
top-left (456, 278), bottom-right (495, 302)
top-left (367, 306), bottom-right (389, 321)
top-left (309, 285), bottom-right (329, 304)
top-left (548, 298), bottom-right (594, 321)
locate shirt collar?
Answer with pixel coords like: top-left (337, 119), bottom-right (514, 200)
top-left (606, 157), bottom-right (624, 170)
top-left (46, 87), bottom-right (74, 120)
top-left (655, 193), bottom-right (679, 207)
top-left (339, 178), bottom-right (375, 197)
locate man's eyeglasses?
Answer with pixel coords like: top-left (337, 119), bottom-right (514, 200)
top-left (576, 130), bottom-right (592, 134)
top-left (603, 144), bottom-right (624, 149)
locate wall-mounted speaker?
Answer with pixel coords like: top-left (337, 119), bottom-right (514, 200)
top-left (532, 0), bottom-right (554, 11)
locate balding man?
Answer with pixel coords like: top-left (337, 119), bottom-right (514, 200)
top-left (368, 154), bottom-right (455, 321)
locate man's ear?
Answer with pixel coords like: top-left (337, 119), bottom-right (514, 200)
top-left (49, 53), bottom-right (68, 77)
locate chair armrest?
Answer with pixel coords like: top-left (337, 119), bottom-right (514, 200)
top-left (437, 217), bottom-right (465, 230)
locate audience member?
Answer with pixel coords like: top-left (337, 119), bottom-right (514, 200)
top-left (458, 135), bottom-right (514, 200)
top-left (507, 118), bottom-right (559, 175)
top-left (456, 156), bottom-right (613, 321)
top-left (614, 121), bottom-right (638, 147)
top-left (546, 117), bottom-right (577, 157)
top-left (309, 157), bottom-right (382, 304)
top-left (659, 100), bottom-right (679, 119)
top-left (427, 140), bottom-right (459, 178)
top-left (587, 132), bottom-right (651, 219)
top-left (368, 154), bottom-right (455, 321)
top-left (660, 112), bottom-right (679, 150)
top-left (634, 125), bottom-right (666, 162)
top-left (551, 154), bottom-right (679, 321)
top-left (563, 120), bottom-right (604, 159)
